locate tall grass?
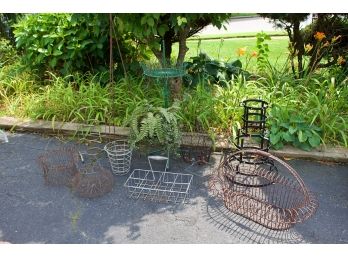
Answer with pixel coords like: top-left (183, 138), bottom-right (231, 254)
top-left (0, 61), bottom-right (347, 148)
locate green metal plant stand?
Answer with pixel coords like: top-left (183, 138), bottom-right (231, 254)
top-left (141, 42), bottom-right (185, 108)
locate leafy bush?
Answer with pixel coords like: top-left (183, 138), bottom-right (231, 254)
top-left (183, 52), bottom-right (248, 87)
top-left (0, 38), bottom-right (18, 66)
top-left (13, 14), bottom-right (145, 78)
top-left (269, 105), bottom-right (322, 151)
top-left (13, 14), bottom-right (109, 75)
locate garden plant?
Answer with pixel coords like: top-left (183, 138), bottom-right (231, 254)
top-left (0, 13), bottom-right (347, 151)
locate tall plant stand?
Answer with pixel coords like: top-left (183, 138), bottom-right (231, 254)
top-left (141, 42), bottom-right (185, 108)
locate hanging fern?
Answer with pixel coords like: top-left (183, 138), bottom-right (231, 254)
top-left (123, 100), bottom-right (181, 152)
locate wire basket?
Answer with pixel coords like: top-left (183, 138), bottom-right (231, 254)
top-left (37, 147), bottom-right (79, 187)
top-left (180, 133), bottom-right (213, 164)
top-left (124, 169), bottom-right (193, 204)
top-left (104, 140), bottom-right (132, 175)
top-left (209, 149), bottom-right (318, 230)
top-left (72, 153), bottom-right (114, 198)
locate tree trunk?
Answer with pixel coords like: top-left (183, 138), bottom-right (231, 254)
top-left (163, 31), bottom-right (174, 66)
top-left (293, 19), bottom-right (304, 78)
top-left (176, 27), bottom-right (190, 68)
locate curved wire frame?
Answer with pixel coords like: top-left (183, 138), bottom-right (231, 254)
top-left (209, 149), bottom-right (318, 230)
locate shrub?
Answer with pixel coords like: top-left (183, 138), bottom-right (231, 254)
top-left (13, 14), bottom-right (145, 78)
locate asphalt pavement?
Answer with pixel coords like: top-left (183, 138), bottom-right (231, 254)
top-left (0, 132), bottom-right (347, 244)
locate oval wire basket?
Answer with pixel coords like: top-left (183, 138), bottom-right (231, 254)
top-left (209, 149), bottom-right (318, 230)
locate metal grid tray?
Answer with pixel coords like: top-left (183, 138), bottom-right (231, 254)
top-left (124, 169), bottom-right (193, 204)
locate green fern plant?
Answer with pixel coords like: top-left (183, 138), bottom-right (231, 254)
top-left (123, 100), bottom-right (181, 152)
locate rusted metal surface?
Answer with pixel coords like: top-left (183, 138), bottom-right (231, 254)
top-left (37, 147), bottom-right (78, 187)
top-left (72, 160), bottom-right (114, 198)
top-left (209, 149), bottom-right (318, 230)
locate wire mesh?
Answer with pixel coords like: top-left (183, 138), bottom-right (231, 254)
top-left (104, 140), bottom-right (132, 175)
top-left (37, 147), bottom-right (79, 187)
top-left (124, 169), bottom-right (193, 204)
top-left (72, 155), bottom-right (114, 198)
top-left (209, 149), bottom-right (318, 231)
top-left (180, 133), bottom-right (213, 164)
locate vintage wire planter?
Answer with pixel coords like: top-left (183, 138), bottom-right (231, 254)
top-left (72, 152), bottom-right (114, 198)
top-left (104, 140), bottom-right (132, 175)
top-left (124, 155), bottom-right (193, 204)
top-left (37, 147), bottom-right (79, 187)
top-left (209, 149), bottom-right (318, 230)
top-left (180, 133), bottom-right (213, 165)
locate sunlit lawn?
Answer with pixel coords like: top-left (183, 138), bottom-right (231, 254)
top-left (173, 36), bottom-right (290, 71)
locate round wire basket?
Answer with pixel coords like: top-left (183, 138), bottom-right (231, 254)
top-left (72, 154), bottom-right (114, 198)
top-left (104, 140), bottom-right (132, 175)
top-left (37, 147), bottom-right (79, 187)
top-left (209, 149), bottom-right (318, 230)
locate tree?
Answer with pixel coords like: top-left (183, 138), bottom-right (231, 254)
top-left (116, 14), bottom-right (233, 68)
top-left (260, 14), bottom-right (309, 78)
top-left (303, 14), bottom-right (348, 72)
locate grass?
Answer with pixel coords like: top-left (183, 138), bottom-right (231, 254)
top-left (188, 31), bottom-right (287, 40)
top-left (173, 36), bottom-right (289, 71)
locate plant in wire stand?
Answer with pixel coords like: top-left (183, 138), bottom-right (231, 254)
top-left (123, 100), bottom-right (181, 154)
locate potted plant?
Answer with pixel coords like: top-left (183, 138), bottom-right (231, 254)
top-left (123, 100), bottom-right (181, 154)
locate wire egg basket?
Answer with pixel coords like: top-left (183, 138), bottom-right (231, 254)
top-left (104, 140), bottom-right (132, 175)
top-left (209, 149), bottom-right (318, 230)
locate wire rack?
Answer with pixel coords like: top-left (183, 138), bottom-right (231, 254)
top-left (37, 147), bottom-right (79, 187)
top-left (124, 169), bottom-right (192, 203)
top-left (209, 149), bottom-right (318, 231)
top-left (124, 154), bottom-right (193, 204)
top-left (104, 140), bottom-right (132, 175)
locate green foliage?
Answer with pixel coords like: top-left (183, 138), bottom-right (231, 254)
top-left (302, 77), bottom-right (348, 147)
top-left (123, 101), bottom-right (181, 152)
top-left (302, 14), bottom-right (348, 70)
top-left (183, 52), bottom-right (246, 87)
top-left (117, 14), bottom-right (233, 66)
top-left (179, 84), bottom-right (216, 133)
top-left (0, 38), bottom-right (18, 66)
top-left (256, 32), bottom-right (271, 72)
top-left (269, 105), bottom-right (322, 151)
top-left (13, 14), bottom-right (110, 76)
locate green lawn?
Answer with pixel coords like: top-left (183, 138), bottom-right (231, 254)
top-left (173, 36), bottom-right (290, 71)
top-left (187, 31), bottom-right (287, 40)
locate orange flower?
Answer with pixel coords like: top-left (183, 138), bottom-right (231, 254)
top-left (314, 32), bottom-right (326, 41)
top-left (304, 44), bottom-right (313, 53)
top-left (337, 56), bottom-right (346, 65)
top-left (251, 51), bottom-right (258, 57)
top-left (236, 47), bottom-right (247, 57)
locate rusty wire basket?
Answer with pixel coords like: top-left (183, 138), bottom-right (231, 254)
top-left (209, 149), bottom-right (318, 230)
top-left (72, 153), bottom-right (114, 198)
top-left (180, 133), bottom-right (213, 164)
top-left (37, 147), bottom-right (79, 187)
